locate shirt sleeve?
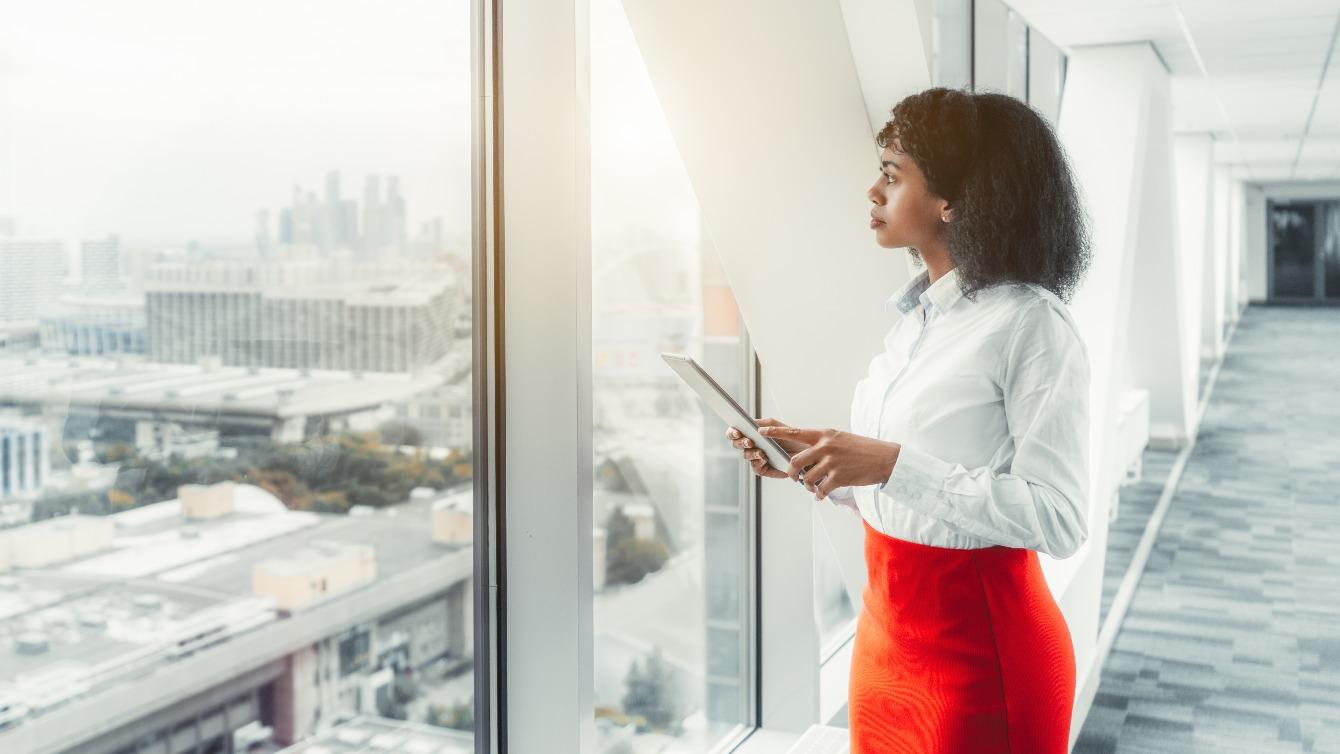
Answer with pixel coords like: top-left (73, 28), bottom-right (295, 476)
top-left (877, 295), bottom-right (1091, 559)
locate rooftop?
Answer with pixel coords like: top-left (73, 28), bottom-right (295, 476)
top-left (0, 484), bottom-right (471, 704)
top-left (0, 354), bottom-right (448, 419)
top-left (277, 714), bottom-right (472, 753)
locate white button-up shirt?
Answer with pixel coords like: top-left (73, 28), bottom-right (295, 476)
top-left (826, 266), bottom-right (1090, 559)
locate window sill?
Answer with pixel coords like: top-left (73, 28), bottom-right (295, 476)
top-left (731, 728), bottom-right (804, 754)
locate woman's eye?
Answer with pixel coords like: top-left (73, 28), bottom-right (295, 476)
top-left (884, 173), bottom-right (895, 185)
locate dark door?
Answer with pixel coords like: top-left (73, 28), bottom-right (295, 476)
top-left (1321, 203), bottom-right (1340, 301)
top-left (1269, 201), bottom-right (1317, 300)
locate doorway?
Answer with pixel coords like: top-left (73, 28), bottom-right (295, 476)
top-left (1268, 199), bottom-right (1340, 303)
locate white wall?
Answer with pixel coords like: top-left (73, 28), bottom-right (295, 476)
top-left (1174, 134), bottom-right (1212, 374)
top-left (1057, 41), bottom-right (1183, 743)
top-left (1243, 185), bottom-right (1266, 305)
top-left (1205, 165), bottom-right (1231, 357)
top-left (1126, 73), bottom-right (1196, 449)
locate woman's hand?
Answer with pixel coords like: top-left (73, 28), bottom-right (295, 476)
top-left (725, 418), bottom-right (806, 479)
top-left (758, 426), bottom-right (902, 501)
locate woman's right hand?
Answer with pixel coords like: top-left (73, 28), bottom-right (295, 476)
top-left (725, 418), bottom-right (806, 479)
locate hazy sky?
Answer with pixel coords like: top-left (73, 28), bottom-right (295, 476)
top-left (0, 0), bottom-right (472, 244)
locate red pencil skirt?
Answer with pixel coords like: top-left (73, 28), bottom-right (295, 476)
top-left (848, 519), bottom-right (1075, 753)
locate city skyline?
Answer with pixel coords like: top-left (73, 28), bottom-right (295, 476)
top-left (0, 0), bottom-right (472, 243)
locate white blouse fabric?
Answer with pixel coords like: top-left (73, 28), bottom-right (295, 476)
top-left (825, 266), bottom-right (1091, 559)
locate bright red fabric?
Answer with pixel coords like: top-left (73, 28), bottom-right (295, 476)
top-left (848, 519), bottom-right (1075, 753)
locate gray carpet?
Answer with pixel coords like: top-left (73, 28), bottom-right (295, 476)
top-left (1074, 306), bottom-right (1340, 753)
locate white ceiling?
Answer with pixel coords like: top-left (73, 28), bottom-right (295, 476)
top-left (1005, 0), bottom-right (1340, 184)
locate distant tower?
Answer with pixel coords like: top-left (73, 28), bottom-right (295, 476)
top-left (362, 175), bottom-right (384, 255)
top-left (255, 210), bottom-right (272, 258)
top-left (0, 239), bottom-right (65, 321)
top-left (79, 236), bottom-right (121, 291)
top-left (322, 170), bottom-right (342, 251)
top-left (387, 175), bottom-right (407, 254)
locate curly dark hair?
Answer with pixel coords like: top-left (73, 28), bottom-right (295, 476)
top-left (877, 87), bottom-right (1090, 303)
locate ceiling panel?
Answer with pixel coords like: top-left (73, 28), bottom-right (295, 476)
top-left (1004, 0), bottom-right (1340, 181)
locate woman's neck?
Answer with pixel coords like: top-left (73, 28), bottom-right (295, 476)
top-left (921, 245), bottom-right (953, 285)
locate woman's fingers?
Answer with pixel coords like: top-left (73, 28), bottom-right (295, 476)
top-left (813, 471), bottom-right (840, 500)
top-left (787, 446), bottom-right (821, 482)
top-left (799, 458), bottom-right (829, 492)
top-left (751, 458), bottom-right (788, 478)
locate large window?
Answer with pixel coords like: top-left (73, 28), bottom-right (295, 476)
top-left (1027, 27), bottom-right (1067, 128)
top-left (930, 0), bottom-right (973, 90)
top-left (590, 0), bottom-right (753, 749)
top-left (0, 3), bottom-right (478, 752)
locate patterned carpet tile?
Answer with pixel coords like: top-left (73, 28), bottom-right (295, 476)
top-left (1076, 307), bottom-right (1340, 754)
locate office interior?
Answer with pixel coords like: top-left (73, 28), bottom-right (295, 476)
top-left (0, 0), bottom-right (1338, 753)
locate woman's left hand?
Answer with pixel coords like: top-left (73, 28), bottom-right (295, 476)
top-left (757, 426), bottom-right (902, 501)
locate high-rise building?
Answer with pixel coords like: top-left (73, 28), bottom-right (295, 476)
top-left (144, 260), bottom-right (457, 373)
top-left (273, 173), bottom-right (363, 254)
top-left (39, 294), bottom-right (147, 356)
top-left (0, 418), bottom-right (48, 500)
top-left (255, 209), bottom-right (272, 258)
top-left (79, 236), bottom-right (122, 291)
top-left (0, 239), bottom-right (66, 323)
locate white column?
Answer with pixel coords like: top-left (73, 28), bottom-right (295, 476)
top-left (1227, 179), bottom-right (1245, 321)
top-left (1174, 132), bottom-right (1212, 407)
top-left (1057, 41), bottom-right (1179, 738)
top-left (501, 0), bottom-right (596, 748)
top-left (1243, 184), bottom-right (1266, 305)
top-left (1205, 165), bottom-right (1231, 358)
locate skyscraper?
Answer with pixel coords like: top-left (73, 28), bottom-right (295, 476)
top-left (80, 236), bottom-right (122, 291)
top-left (0, 239), bottom-right (66, 323)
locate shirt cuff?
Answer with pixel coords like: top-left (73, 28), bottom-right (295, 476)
top-left (880, 444), bottom-right (956, 519)
top-left (826, 485), bottom-right (860, 515)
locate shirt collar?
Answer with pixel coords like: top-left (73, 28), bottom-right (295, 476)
top-left (885, 267), bottom-right (965, 318)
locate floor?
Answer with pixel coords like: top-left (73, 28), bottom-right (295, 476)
top-left (1074, 306), bottom-right (1340, 753)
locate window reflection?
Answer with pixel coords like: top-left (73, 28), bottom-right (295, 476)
top-left (590, 0), bottom-right (750, 749)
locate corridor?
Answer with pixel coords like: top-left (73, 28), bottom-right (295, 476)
top-left (1076, 306), bottom-right (1340, 753)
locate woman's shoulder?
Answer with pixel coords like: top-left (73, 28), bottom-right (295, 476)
top-left (969, 282), bottom-right (1085, 361)
top-left (975, 281), bottom-right (1075, 325)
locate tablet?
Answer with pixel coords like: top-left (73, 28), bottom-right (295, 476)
top-left (660, 352), bottom-right (806, 483)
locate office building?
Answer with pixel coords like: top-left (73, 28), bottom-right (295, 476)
top-left (0, 417), bottom-right (48, 500)
top-left (0, 240), bottom-right (66, 324)
top-left (143, 260), bottom-right (457, 373)
top-left (79, 236), bottom-right (121, 292)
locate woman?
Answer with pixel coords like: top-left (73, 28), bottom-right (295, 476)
top-left (727, 88), bottom-right (1091, 753)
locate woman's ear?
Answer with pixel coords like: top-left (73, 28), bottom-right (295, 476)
top-left (938, 202), bottom-right (953, 224)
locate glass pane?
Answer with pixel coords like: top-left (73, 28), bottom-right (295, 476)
top-left (814, 522), bottom-right (855, 645)
top-left (1270, 203), bottom-right (1317, 298)
top-left (591, 0), bottom-right (751, 749)
top-left (0, 3), bottom-right (477, 752)
top-left (1321, 202), bottom-right (1340, 300)
top-left (931, 0), bottom-right (973, 90)
top-left (1027, 28), bottom-right (1066, 129)
top-left (1006, 10), bottom-right (1029, 100)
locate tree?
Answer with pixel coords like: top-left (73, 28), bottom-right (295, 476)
top-left (606, 538), bottom-right (669, 587)
top-left (603, 506), bottom-right (669, 586)
top-left (621, 647), bottom-right (678, 732)
top-left (426, 699), bottom-right (474, 731)
top-left (378, 420), bottom-right (424, 448)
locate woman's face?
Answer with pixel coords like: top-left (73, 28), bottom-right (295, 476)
top-left (867, 141), bottom-right (948, 250)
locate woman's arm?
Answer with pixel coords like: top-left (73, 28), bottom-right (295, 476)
top-left (878, 296), bottom-right (1091, 558)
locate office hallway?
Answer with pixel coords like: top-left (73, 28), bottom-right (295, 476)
top-left (1075, 306), bottom-right (1340, 753)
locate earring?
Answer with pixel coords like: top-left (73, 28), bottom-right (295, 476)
top-left (941, 214), bottom-right (950, 223)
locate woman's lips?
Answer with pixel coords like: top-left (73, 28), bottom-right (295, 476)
top-left (870, 217), bottom-right (885, 228)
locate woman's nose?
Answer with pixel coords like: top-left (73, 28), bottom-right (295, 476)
top-left (867, 180), bottom-right (883, 205)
